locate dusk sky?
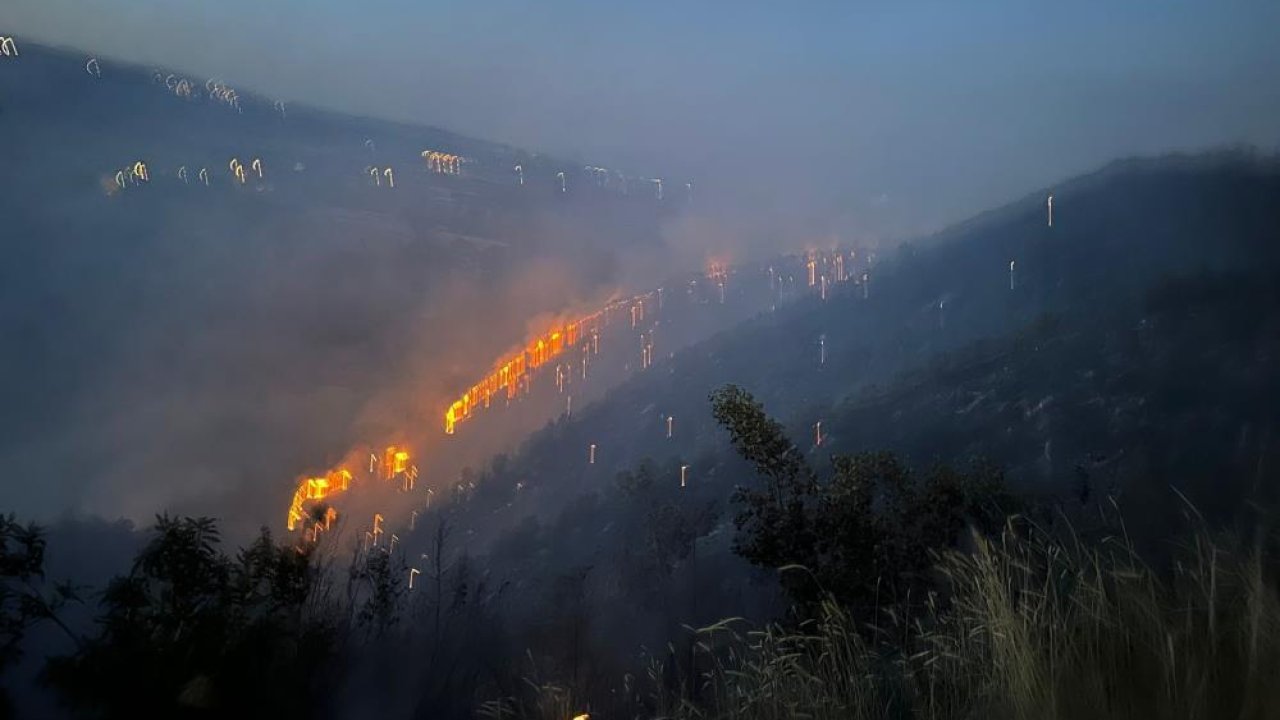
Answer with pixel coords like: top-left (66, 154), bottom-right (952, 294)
top-left (8, 0), bottom-right (1280, 235)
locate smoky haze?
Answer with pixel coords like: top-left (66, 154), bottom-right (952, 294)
top-left (0, 33), bottom-right (768, 536)
top-left (1, 2), bottom-right (1279, 531)
top-left (8, 0), bottom-right (1280, 238)
top-left (2, 4), bottom-right (1280, 718)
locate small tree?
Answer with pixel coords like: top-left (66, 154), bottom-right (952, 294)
top-left (710, 385), bottom-right (1013, 611)
top-left (44, 516), bottom-right (335, 717)
top-left (353, 547), bottom-right (404, 638)
top-left (1, 515), bottom-right (77, 717)
top-left (710, 386), bottom-right (819, 598)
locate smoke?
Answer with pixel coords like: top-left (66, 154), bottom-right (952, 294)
top-left (0, 69), bottom-right (705, 540)
top-left (2, 0), bottom-right (1280, 539)
top-left (3, 5), bottom-right (1279, 715)
top-left (7, 1), bottom-right (1280, 240)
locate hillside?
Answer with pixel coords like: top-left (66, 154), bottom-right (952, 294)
top-left (6, 3), bottom-right (1280, 715)
top-left (395, 152), bottom-right (1280, 655)
top-left (439, 151), bottom-right (1277, 511)
top-left (0, 42), bottom-right (686, 523)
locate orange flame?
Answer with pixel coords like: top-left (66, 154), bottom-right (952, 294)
top-left (288, 249), bottom-right (858, 534)
top-left (286, 445), bottom-right (414, 532)
top-left (443, 292), bottom-right (659, 434)
top-left (286, 467), bottom-right (352, 531)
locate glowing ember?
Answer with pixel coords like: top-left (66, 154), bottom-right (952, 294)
top-left (285, 249), bottom-right (857, 536)
top-left (442, 298), bottom-right (648, 434)
top-left (286, 467), bottom-right (352, 532)
top-left (285, 446), bottom-right (413, 532)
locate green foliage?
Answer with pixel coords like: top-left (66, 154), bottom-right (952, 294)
top-left (351, 547), bottom-right (404, 638)
top-left (502, 519), bottom-right (1280, 720)
top-left (710, 385), bottom-right (818, 497)
top-left (43, 516), bottom-right (335, 718)
top-left (615, 461), bottom-right (719, 594)
top-left (711, 385), bottom-right (1013, 609)
top-left (1, 515), bottom-right (49, 675)
top-left (710, 386), bottom-right (819, 597)
top-left (1, 515), bottom-right (78, 717)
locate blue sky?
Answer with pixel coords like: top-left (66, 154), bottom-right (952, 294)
top-left (7, 0), bottom-right (1280, 234)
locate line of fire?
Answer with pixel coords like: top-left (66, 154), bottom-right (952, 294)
top-left (283, 248), bottom-right (867, 540)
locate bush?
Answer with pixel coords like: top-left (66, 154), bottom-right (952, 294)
top-left (710, 384), bottom-right (1013, 610)
top-left (583, 517), bottom-right (1280, 720)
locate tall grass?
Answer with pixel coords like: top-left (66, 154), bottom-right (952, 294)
top-left (925, 519), bottom-right (1280, 720)
top-left (494, 516), bottom-right (1280, 719)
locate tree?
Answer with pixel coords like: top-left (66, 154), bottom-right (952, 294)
top-left (710, 385), bottom-right (1014, 611)
top-left (615, 461), bottom-right (716, 597)
top-left (1, 515), bottom-right (77, 718)
top-left (43, 516), bottom-right (335, 718)
top-left (352, 546), bottom-right (404, 638)
top-left (710, 386), bottom-right (819, 600)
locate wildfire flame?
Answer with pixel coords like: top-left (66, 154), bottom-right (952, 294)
top-left (442, 292), bottom-right (659, 435)
top-left (286, 467), bottom-right (351, 532)
top-left (284, 250), bottom-right (857, 536)
top-left (285, 445), bottom-right (414, 532)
